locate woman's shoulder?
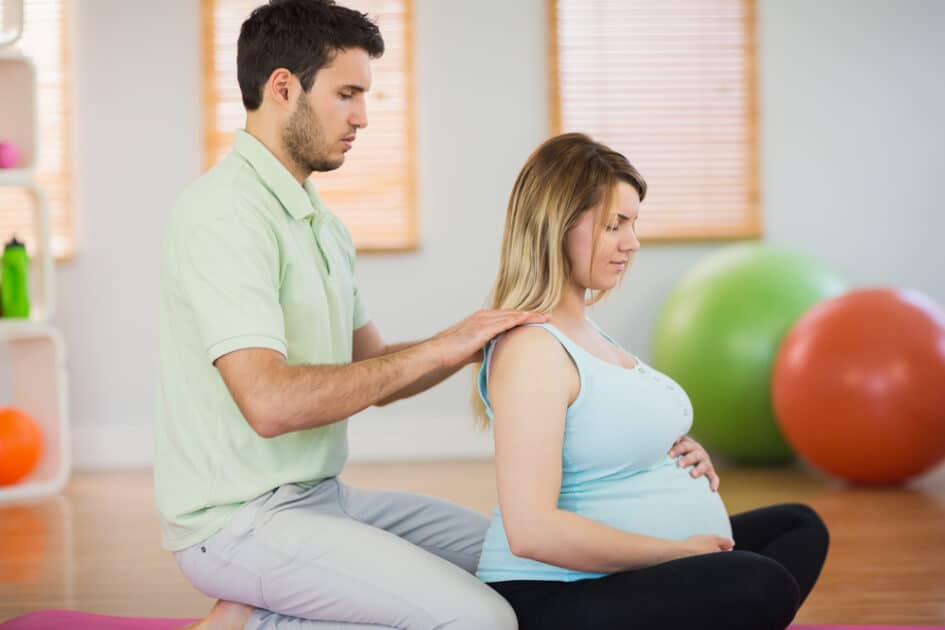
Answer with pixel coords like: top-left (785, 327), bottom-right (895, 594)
top-left (486, 323), bottom-right (580, 410)
top-left (490, 324), bottom-right (573, 375)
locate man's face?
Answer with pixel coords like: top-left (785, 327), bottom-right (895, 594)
top-left (283, 47), bottom-right (372, 173)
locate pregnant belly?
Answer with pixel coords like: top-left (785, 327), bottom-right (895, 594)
top-left (561, 457), bottom-right (733, 541)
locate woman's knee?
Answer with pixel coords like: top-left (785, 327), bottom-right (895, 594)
top-left (737, 553), bottom-right (801, 628)
top-left (784, 503), bottom-right (830, 551)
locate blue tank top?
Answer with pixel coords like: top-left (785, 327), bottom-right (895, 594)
top-left (475, 322), bottom-right (732, 583)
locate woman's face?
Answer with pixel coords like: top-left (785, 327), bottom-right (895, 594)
top-left (564, 181), bottom-right (641, 292)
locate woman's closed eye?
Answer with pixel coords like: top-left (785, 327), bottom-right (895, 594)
top-left (605, 215), bottom-right (637, 232)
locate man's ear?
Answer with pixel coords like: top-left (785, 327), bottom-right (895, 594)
top-left (265, 68), bottom-right (294, 108)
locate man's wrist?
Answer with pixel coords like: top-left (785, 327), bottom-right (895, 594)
top-left (412, 336), bottom-right (448, 370)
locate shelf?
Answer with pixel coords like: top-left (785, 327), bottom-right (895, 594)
top-left (0, 168), bottom-right (33, 186)
top-left (0, 2), bottom-right (68, 507)
top-left (0, 182), bottom-right (56, 321)
top-left (0, 322), bottom-right (70, 504)
top-left (0, 52), bottom-right (37, 172)
top-left (0, 319), bottom-right (59, 338)
top-left (0, 0), bottom-right (23, 48)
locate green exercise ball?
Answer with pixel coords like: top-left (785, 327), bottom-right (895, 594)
top-left (651, 244), bottom-right (846, 465)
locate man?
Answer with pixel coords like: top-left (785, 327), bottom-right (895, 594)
top-left (155, 1), bottom-right (539, 627)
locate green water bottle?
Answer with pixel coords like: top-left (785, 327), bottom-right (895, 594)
top-left (1, 236), bottom-right (30, 318)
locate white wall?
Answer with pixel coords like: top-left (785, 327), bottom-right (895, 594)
top-left (62, 0), bottom-right (204, 466)
top-left (57, 0), bottom-right (945, 468)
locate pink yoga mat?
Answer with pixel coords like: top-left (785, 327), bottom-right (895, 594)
top-left (2, 610), bottom-right (944, 629)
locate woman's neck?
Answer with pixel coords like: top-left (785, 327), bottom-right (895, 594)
top-left (551, 281), bottom-right (588, 330)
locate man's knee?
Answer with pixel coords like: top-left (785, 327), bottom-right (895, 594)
top-left (444, 588), bottom-right (517, 630)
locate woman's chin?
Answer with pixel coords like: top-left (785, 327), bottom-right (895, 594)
top-left (591, 277), bottom-right (622, 291)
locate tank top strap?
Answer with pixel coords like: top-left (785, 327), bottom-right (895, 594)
top-left (477, 336), bottom-right (499, 418)
top-left (585, 317), bottom-right (622, 350)
top-left (586, 317), bottom-right (643, 366)
top-left (521, 322), bottom-right (586, 358)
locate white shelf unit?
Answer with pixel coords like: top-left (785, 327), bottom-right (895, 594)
top-left (0, 3), bottom-right (70, 503)
top-left (0, 0), bottom-right (24, 51)
top-left (0, 52), bottom-right (37, 171)
top-left (12, 182), bottom-right (56, 321)
top-left (0, 321), bottom-right (69, 503)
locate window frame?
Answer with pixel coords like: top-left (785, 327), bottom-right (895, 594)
top-left (547, 0), bottom-right (762, 242)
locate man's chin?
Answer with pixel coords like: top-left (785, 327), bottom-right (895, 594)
top-left (311, 156), bottom-right (345, 173)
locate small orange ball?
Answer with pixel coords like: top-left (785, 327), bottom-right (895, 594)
top-left (0, 406), bottom-right (44, 485)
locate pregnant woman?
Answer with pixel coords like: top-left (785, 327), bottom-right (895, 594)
top-left (474, 133), bottom-right (829, 630)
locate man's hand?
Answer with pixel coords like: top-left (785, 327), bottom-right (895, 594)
top-left (431, 309), bottom-right (549, 367)
top-left (669, 435), bottom-right (721, 492)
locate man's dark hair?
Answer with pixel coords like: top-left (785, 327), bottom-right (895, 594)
top-left (237, 0), bottom-right (385, 111)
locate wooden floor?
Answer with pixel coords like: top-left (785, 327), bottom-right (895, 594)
top-left (2, 461), bottom-right (945, 625)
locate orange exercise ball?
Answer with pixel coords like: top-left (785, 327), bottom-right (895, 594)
top-left (0, 406), bottom-right (44, 485)
top-left (772, 288), bottom-right (945, 484)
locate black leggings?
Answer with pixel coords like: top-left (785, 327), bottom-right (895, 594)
top-left (489, 503), bottom-right (829, 630)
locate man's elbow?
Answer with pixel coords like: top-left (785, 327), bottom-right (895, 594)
top-left (243, 406), bottom-right (281, 439)
top-left (239, 395), bottom-right (286, 439)
top-left (242, 396), bottom-right (340, 436)
top-left (374, 393), bottom-right (398, 407)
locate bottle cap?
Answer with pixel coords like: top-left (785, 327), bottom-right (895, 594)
top-left (5, 235), bottom-right (25, 249)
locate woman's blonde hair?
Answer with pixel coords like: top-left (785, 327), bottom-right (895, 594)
top-left (472, 132), bottom-right (647, 427)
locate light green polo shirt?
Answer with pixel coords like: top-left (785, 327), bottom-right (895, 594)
top-left (154, 130), bottom-right (369, 551)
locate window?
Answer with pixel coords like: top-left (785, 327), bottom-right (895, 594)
top-left (550, 0), bottom-right (760, 240)
top-left (202, 0), bottom-right (417, 251)
top-left (0, 0), bottom-right (75, 260)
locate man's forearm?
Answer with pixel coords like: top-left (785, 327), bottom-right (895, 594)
top-left (259, 342), bottom-right (442, 435)
top-left (241, 309), bottom-right (548, 436)
top-left (375, 341), bottom-right (469, 405)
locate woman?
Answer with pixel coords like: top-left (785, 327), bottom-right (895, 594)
top-left (474, 133), bottom-right (829, 630)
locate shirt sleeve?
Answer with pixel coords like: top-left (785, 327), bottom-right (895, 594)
top-left (177, 213), bottom-right (287, 363)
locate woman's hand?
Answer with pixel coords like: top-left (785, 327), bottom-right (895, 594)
top-left (681, 534), bottom-right (735, 557)
top-left (668, 435), bottom-right (720, 492)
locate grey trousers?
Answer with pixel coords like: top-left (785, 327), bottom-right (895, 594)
top-left (173, 478), bottom-right (517, 630)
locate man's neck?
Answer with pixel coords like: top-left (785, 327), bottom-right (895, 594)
top-left (243, 120), bottom-right (310, 185)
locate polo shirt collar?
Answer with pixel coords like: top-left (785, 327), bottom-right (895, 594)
top-left (233, 129), bottom-right (327, 221)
